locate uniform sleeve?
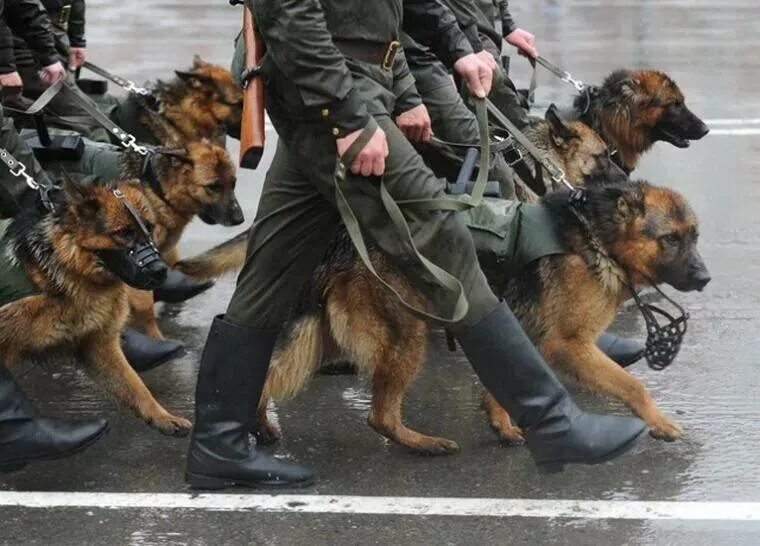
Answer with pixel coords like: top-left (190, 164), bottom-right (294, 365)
top-left (439, 0), bottom-right (484, 53)
top-left (68, 0), bottom-right (86, 47)
top-left (498, 0), bottom-right (517, 36)
top-left (392, 45), bottom-right (423, 116)
top-left (3, 0), bottom-right (57, 67)
top-left (0, 20), bottom-right (16, 74)
top-left (250, 0), bottom-right (373, 137)
top-left (404, 0), bottom-right (474, 69)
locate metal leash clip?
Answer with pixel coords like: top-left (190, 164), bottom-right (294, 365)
top-left (7, 162), bottom-right (39, 191)
top-left (125, 81), bottom-right (152, 96)
top-left (561, 71), bottom-right (586, 93)
top-left (110, 128), bottom-right (149, 156)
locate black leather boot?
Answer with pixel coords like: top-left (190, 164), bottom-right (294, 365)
top-left (185, 315), bottom-right (314, 489)
top-left (597, 332), bottom-right (645, 368)
top-left (455, 302), bottom-right (646, 472)
top-left (0, 363), bottom-right (109, 473)
top-left (153, 269), bottom-right (214, 304)
top-left (121, 328), bottom-right (184, 373)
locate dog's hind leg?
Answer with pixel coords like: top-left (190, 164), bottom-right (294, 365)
top-left (82, 332), bottom-right (192, 437)
top-left (127, 288), bottom-right (165, 340)
top-left (548, 338), bottom-right (683, 441)
top-left (481, 391), bottom-right (525, 446)
top-left (251, 315), bottom-right (325, 444)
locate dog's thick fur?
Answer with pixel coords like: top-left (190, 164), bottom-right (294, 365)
top-left (256, 181), bottom-right (707, 454)
top-left (0, 178), bottom-right (192, 436)
top-left (573, 70), bottom-right (708, 173)
top-left (128, 55), bottom-right (242, 144)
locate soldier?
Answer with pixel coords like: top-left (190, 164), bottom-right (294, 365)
top-left (8, 0), bottom-right (111, 142)
top-left (0, 0), bottom-right (108, 475)
top-left (184, 0), bottom-right (646, 490)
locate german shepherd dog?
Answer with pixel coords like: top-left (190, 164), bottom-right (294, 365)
top-left (254, 181), bottom-right (709, 454)
top-left (123, 55), bottom-right (242, 144)
top-left (572, 70), bottom-right (709, 173)
top-left (122, 114), bottom-right (244, 340)
top-left (0, 178), bottom-right (192, 436)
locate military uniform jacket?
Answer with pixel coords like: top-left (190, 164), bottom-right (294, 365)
top-left (248, 0), bottom-right (478, 136)
top-left (0, 0), bottom-right (58, 74)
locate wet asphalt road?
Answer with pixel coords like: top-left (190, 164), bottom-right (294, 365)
top-left (3, 0), bottom-right (760, 544)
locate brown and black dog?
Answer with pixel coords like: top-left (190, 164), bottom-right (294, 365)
top-left (572, 70), bottom-right (709, 173)
top-left (116, 55), bottom-right (242, 145)
top-left (0, 177), bottom-right (192, 436)
top-left (121, 114), bottom-right (244, 339)
top-left (254, 181), bottom-right (709, 454)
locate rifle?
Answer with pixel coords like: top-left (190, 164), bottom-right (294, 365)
top-left (239, 4), bottom-right (266, 170)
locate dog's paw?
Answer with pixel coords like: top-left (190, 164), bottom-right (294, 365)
top-left (151, 414), bottom-right (193, 437)
top-left (253, 422), bottom-right (282, 445)
top-left (412, 437), bottom-right (460, 456)
top-left (490, 419), bottom-right (525, 447)
top-left (648, 415), bottom-right (684, 442)
top-left (497, 426), bottom-right (526, 447)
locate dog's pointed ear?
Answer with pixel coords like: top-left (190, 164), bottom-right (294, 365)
top-left (617, 78), bottom-right (642, 100)
top-left (61, 171), bottom-right (99, 219)
top-left (174, 70), bottom-right (194, 82)
top-left (192, 55), bottom-right (208, 69)
top-left (546, 104), bottom-right (578, 147)
top-left (605, 184), bottom-right (643, 219)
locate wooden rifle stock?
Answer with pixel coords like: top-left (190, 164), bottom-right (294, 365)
top-left (239, 6), bottom-right (265, 170)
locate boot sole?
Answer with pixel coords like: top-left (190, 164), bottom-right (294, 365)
top-left (619, 350), bottom-right (645, 368)
top-left (185, 471), bottom-right (315, 490)
top-left (0, 423), bottom-right (109, 470)
top-left (535, 426), bottom-right (647, 474)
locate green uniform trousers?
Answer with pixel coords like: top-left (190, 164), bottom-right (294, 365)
top-left (15, 68), bottom-right (111, 143)
top-left (417, 75), bottom-right (516, 199)
top-left (225, 115), bottom-right (499, 332)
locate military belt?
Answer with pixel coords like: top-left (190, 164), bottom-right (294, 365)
top-left (333, 39), bottom-right (400, 71)
top-left (52, 4), bottom-right (71, 30)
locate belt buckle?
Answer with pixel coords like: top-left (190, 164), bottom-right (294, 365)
top-left (381, 40), bottom-right (400, 71)
top-left (58, 5), bottom-right (71, 28)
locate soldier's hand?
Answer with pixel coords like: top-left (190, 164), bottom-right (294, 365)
top-left (337, 125), bottom-right (389, 177)
top-left (395, 104), bottom-right (432, 143)
top-left (453, 53), bottom-right (493, 98)
top-left (69, 47), bottom-right (87, 70)
top-left (0, 71), bottom-right (23, 91)
top-left (476, 50), bottom-right (498, 72)
top-left (505, 28), bottom-right (538, 59)
top-left (39, 62), bottom-right (66, 85)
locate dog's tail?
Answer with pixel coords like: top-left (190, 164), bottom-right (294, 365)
top-left (175, 229), bottom-right (248, 280)
top-left (260, 314), bottom-right (324, 409)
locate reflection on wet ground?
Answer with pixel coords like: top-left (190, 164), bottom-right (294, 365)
top-left (3, 0), bottom-right (760, 544)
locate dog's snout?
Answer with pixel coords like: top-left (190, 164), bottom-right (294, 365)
top-left (690, 266), bottom-right (711, 291)
top-left (228, 201), bottom-right (245, 226)
top-left (696, 120), bottom-right (710, 139)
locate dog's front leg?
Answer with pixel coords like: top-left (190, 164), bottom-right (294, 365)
top-left (548, 338), bottom-right (683, 440)
top-left (81, 331), bottom-right (191, 437)
top-left (127, 287), bottom-right (165, 340)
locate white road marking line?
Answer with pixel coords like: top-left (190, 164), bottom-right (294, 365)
top-left (704, 118), bottom-right (760, 125)
top-left (1, 492), bottom-right (760, 520)
top-left (707, 128), bottom-right (760, 136)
